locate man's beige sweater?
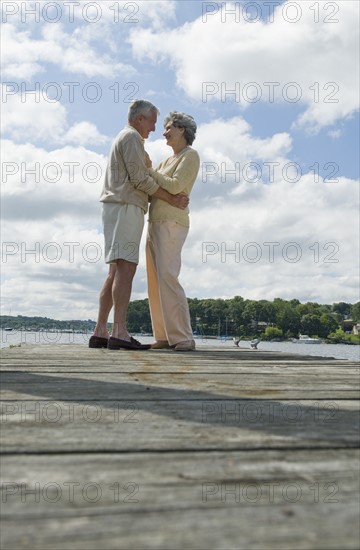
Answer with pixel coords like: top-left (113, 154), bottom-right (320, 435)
top-left (100, 125), bottom-right (159, 213)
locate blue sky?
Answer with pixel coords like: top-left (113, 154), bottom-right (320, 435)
top-left (1, 0), bottom-right (359, 320)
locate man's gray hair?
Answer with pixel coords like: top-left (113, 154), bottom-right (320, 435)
top-left (164, 111), bottom-right (197, 145)
top-left (128, 100), bottom-right (160, 121)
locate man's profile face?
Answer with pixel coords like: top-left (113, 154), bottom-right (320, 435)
top-left (138, 111), bottom-right (157, 139)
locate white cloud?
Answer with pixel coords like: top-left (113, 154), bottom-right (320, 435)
top-left (1, 139), bottom-right (106, 213)
top-left (1, 0), bottom-right (177, 82)
top-left (133, 0), bottom-right (177, 29)
top-left (1, 86), bottom-right (68, 142)
top-left (197, 116), bottom-right (292, 162)
top-left (1, 22), bottom-right (134, 80)
top-left (1, 86), bottom-right (109, 146)
top-left (62, 122), bottom-right (109, 146)
top-left (129, 0), bottom-right (359, 132)
top-left (328, 129), bottom-right (342, 139)
top-left (1, 220), bottom-right (107, 320)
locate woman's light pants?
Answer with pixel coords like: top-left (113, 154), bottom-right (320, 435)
top-left (146, 221), bottom-right (193, 345)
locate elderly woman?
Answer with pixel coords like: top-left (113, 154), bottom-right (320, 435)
top-left (145, 112), bottom-right (200, 351)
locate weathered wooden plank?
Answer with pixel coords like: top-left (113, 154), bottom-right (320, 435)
top-left (1, 359), bottom-right (358, 372)
top-left (1, 501), bottom-right (359, 550)
top-left (1, 449), bottom-right (358, 517)
top-left (1, 365), bottom-right (358, 377)
top-left (1, 399), bottom-right (358, 452)
top-left (1, 371), bottom-right (359, 401)
top-left (17, 355), bottom-right (347, 367)
top-left (1, 450), bottom-right (359, 549)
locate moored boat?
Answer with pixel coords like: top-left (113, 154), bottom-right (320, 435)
top-left (293, 334), bottom-right (322, 344)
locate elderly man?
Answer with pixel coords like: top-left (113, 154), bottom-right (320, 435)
top-left (89, 100), bottom-right (188, 351)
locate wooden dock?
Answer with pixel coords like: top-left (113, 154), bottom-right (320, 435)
top-left (0, 343), bottom-right (359, 549)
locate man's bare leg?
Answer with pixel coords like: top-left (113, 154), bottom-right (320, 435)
top-left (93, 264), bottom-right (116, 338)
top-left (111, 259), bottom-right (137, 341)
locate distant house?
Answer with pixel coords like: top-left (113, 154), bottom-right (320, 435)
top-left (342, 319), bottom-right (359, 334)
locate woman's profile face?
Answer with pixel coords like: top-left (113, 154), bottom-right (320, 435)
top-left (163, 122), bottom-right (184, 148)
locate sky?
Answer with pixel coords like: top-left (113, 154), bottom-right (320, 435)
top-left (1, 0), bottom-right (359, 320)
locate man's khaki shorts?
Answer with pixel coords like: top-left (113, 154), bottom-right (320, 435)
top-left (102, 202), bottom-right (144, 264)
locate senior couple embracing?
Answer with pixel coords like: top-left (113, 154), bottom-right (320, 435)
top-left (89, 100), bottom-right (200, 352)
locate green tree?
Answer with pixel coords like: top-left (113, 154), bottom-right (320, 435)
top-left (242, 300), bottom-right (263, 333)
top-left (332, 302), bottom-right (352, 317)
top-left (275, 304), bottom-right (301, 337)
top-left (351, 302), bottom-right (360, 322)
top-left (296, 302), bottom-right (323, 316)
top-left (228, 296), bottom-right (245, 336)
top-left (300, 314), bottom-right (321, 337)
top-left (127, 300), bottom-right (151, 333)
top-left (188, 298), bottom-right (207, 335)
top-left (318, 313), bottom-right (339, 338)
top-left (257, 300), bottom-right (276, 324)
top-left (263, 326), bottom-right (283, 340)
top-left (327, 327), bottom-right (346, 343)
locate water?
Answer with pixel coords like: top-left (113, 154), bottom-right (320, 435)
top-left (227, 338), bottom-right (360, 362)
top-left (1, 330), bottom-right (94, 349)
top-left (1, 330), bottom-right (359, 361)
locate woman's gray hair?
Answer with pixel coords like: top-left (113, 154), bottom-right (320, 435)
top-left (164, 111), bottom-right (197, 145)
top-left (128, 100), bottom-right (160, 121)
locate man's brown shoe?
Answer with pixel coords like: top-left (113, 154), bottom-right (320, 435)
top-left (107, 336), bottom-right (151, 350)
top-left (89, 336), bottom-right (108, 348)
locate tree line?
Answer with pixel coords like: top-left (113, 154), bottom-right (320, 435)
top-left (128, 297), bottom-right (359, 343)
top-left (2, 298), bottom-right (359, 343)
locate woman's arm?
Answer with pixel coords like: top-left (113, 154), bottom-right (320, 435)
top-left (150, 150), bottom-right (200, 195)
